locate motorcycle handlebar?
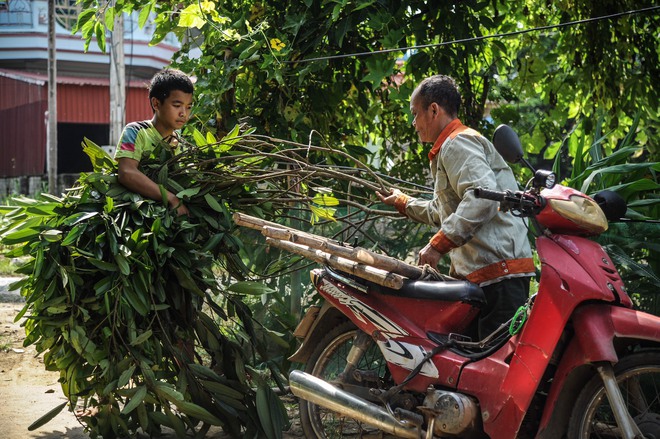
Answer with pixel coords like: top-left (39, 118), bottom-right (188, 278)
top-left (474, 187), bottom-right (543, 217)
top-left (473, 187), bottom-right (506, 202)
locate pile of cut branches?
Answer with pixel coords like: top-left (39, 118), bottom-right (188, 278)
top-left (0, 126), bottom-right (421, 438)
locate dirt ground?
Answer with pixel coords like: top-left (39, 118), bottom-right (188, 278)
top-left (0, 277), bottom-right (88, 439)
top-left (0, 277), bottom-right (304, 439)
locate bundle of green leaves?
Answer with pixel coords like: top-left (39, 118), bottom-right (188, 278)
top-left (0, 130), bottom-right (290, 438)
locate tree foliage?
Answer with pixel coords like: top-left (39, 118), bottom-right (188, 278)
top-left (74, 0), bottom-right (657, 217)
top-left (0, 124), bottom-right (421, 437)
top-left (5, 1), bottom-right (657, 436)
top-left (76, 1), bottom-right (657, 153)
top-left (0, 132), bottom-right (291, 438)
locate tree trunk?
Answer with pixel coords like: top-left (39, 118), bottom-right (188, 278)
top-left (109, 10), bottom-right (125, 149)
top-left (47, 0), bottom-right (57, 195)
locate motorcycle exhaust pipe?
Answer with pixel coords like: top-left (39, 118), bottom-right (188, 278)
top-left (289, 370), bottom-right (422, 439)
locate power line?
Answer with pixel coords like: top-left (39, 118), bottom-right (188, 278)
top-left (288, 5), bottom-right (660, 64)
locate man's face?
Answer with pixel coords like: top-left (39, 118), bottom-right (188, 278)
top-left (410, 94), bottom-right (440, 143)
top-left (152, 89), bottom-right (194, 132)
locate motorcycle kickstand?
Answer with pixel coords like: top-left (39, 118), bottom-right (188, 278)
top-left (595, 362), bottom-right (645, 439)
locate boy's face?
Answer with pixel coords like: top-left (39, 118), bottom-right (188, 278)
top-left (151, 89), bottom-right (194, 133)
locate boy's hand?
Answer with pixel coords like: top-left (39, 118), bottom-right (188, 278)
top-left (118, 158), bottom-right (190, 216)
top-left (168, 194), bottom-right (189, 216)
top-left (174, 202), bottom-right (189, 216)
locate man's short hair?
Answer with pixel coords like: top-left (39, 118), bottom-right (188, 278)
top-left (414, 75), bottom-right (461, 117)
top-left (148, 68), bottom-right (194, 104)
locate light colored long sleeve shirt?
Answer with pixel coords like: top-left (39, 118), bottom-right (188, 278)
top-left (395, 119), bottom-right (534, 286)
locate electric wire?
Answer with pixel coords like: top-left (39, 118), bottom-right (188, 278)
top-left (288, 5), bottom-right (660, 64)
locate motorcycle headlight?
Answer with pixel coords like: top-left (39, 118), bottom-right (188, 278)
top-left (533, 170), bottom-right (556, 189)
top-left (547, 195), bottom-right (608, 234)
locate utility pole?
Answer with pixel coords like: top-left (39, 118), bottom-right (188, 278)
top-left (46, 0), bottom-right (57, 194)
top-left (109, 8), bottom-right (125, 148)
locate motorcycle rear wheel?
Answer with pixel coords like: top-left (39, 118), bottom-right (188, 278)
top-left (299, 321), bottom-right (396, 439)
top-left (567, 351), bottom-right (660, 439)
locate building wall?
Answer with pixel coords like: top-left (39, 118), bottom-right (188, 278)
top-left (0, 0), bottom-right (179, 78)
top-left (0, 0), bottom-right (181, 182)
top-left (58, 81), bottom-right (152, 124)
top-left (0, 71), bottom-right (153, 177)
top-left (0, 73), bottom-right (47, 176)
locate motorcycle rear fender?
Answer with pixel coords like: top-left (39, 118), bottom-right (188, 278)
top-left (536, 304), bottom-right (660, 438)
top-left (288, 302), bottom-right (349, 364)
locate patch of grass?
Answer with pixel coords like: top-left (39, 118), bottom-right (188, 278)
top-left (1, 195), bottom-right (21, 276)
top-left (0, 335), bottom-right (10, 351)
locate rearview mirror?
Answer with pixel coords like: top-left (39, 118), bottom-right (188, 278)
top-left (492, 124), bottom-right (524, 164)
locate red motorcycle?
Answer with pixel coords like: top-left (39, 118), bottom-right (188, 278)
top-left (286, 125), bottom-right (660, 438)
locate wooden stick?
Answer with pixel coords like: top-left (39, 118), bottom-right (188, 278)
top-left (233, 212), bottom-right (288, 231)
top-left (261, 226), bottom-right (422, 279)
top-left (233, 212), bottom-right (338, 243)
top-left (265, 237), bottom-right (405, 290)
top-left (234, 212), bottom-right (427, 283)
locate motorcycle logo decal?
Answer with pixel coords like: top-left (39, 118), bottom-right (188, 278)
top-left (377, 339), bottom-right (440, 378)
top-left (320, 279), bottom-right (409, 337)
top-left (380, 338), bottom-right (414, 360)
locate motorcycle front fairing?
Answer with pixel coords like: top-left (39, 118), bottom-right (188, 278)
top-left (457, 234), bottom-right (634, 438)
top-left (536, 304), bottom-right (660, 438)
top-left (535, 184), bottom-right (609, 235)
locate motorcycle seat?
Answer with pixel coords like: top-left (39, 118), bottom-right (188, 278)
top-left (324, 266), bottom-right (486, 306)
top-left (396, 279), bottom-right (486, 306)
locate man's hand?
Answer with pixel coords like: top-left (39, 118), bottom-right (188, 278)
top-left (376, 188), bottom-right (403, 206)
top-left (418, 243), bottom-right (442, 267)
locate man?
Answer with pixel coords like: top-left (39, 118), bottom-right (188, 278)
top-left (378, 75), bottom-right (534, 339)
top-left (115, 68), bottom-right (194, 216)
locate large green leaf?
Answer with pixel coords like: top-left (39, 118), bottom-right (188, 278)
top-left (227, 281), bottom-right (275, 295)
top-left (27, 402), bottom-right (68, 431)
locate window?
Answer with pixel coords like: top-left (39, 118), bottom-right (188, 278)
top-left (0, 0), bottom-right (31, 26)
top-left (55, 0), bottom-right (83, 31)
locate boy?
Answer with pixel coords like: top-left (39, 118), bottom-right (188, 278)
top-left (115, 68), bottom-right (194, 216)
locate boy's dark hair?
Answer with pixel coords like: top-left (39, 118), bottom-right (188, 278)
top-left (148, 68), bottom-right (194, 105)
top-left (415, 75), bottom-right (461, 118)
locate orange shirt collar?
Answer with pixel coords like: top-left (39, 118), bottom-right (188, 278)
top-left (428, 118), bottom-right (465, 161)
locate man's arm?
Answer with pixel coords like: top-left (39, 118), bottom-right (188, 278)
top-left (377, 188), bottom-right (444, 266)
top-left (117, 157), bottom-right (189, 216)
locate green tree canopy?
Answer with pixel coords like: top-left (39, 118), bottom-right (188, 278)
top-left (3, 2), bottom-right (657, 437)
top-left (78, 0), bottom-right (658, 183)
top-left (77, 0), bottom-right (658, 333)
